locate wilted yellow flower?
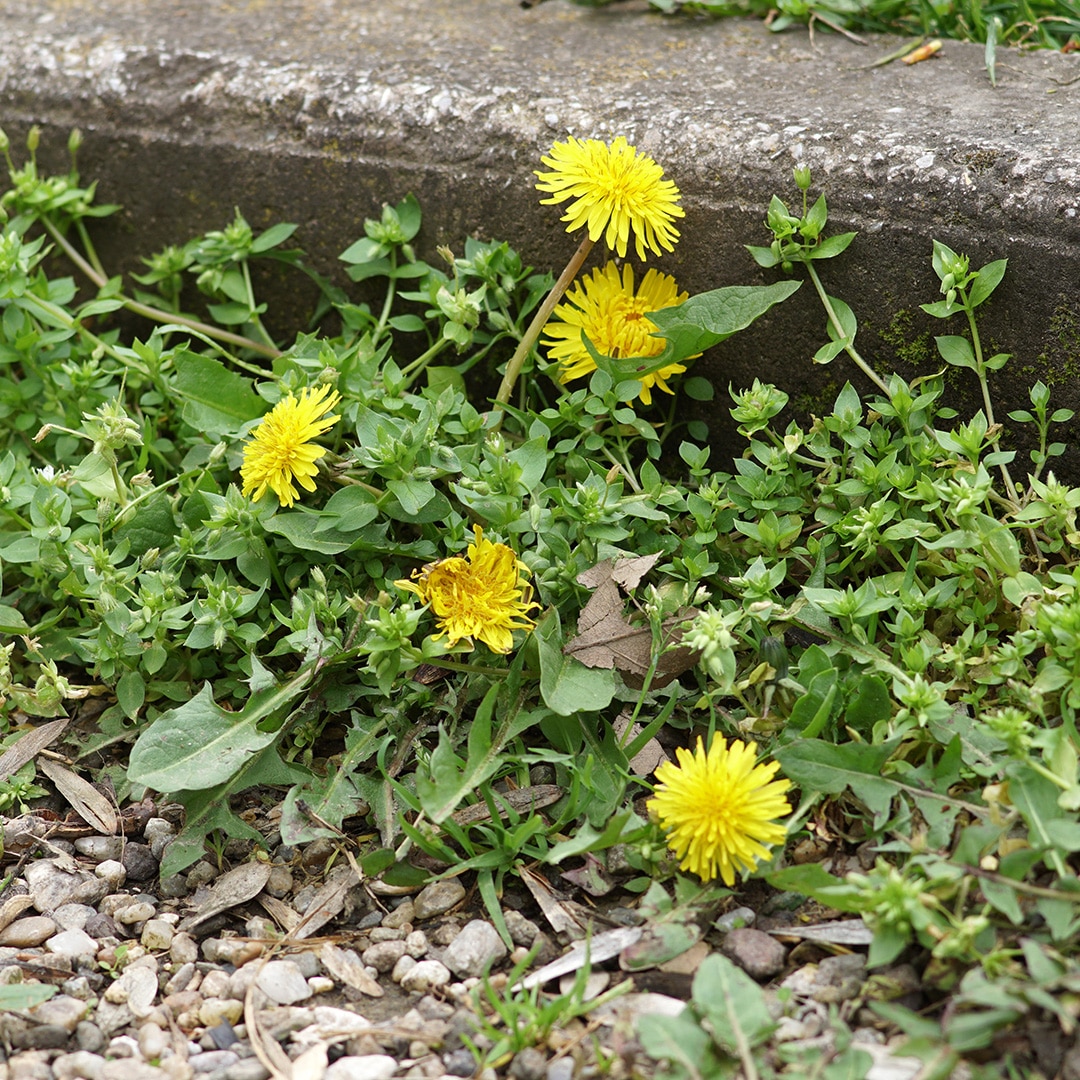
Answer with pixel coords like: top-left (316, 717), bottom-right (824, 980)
top-left (542, 261), bottom-right (694, 405)
top-left (396, 526), bottom-right (538, 653)
top-left (240, 384), bottom-right (341, 508)
top-left (648, 736), bottom-right (791, 886)
top-left (535, 136), bottom-right (683, 262)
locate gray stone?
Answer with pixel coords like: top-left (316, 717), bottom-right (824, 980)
top-left (324, 1055), bottom-right (397, 1080)
top-left (115, 901), bottom-right (156, 925)
top-left (95, 861), bottom-right (129, 889)
top-left (441, 920), bottom-right (508, 979)
top-left (169, 932), bottom-right (199, 965)
top-left (120, 844), bottom-right (159, 883)
top-left (392, 955), bottom-right (417, 984)
top-left (443, 1049), bottom-right (476, 1077)
top-left (25, 859), bottom-right (109, 914)
top-left (100, 1060), bottom-right (168, 1080)
top-left (546, 1058), bottom-right (574, 1080)
top-left (190, 1050), bottom-right (240, 1074)
top-left (254, 960), bottom-right (311, 1005)
top-left (399, 960), bottom-right (452, 994)
top-left (75, 836), bottom-right (125, 863)
top-left (264, 865), bottom-right (293, 899)
top-left (47, 927), bottom-right (100, 961)
top-left (157, 872), bottom-right (189, 899)
top-left (12, 1024), bottom-right (71, 1050)
top-left (141, 919), bottom-right (174, 951)
top-left (0, 915), bottom-right (57, 947)
top-left (53, 1051), bottom-right (108, 1080)
top-left (404, 930), bottom-right (428, 959)
top-left (221, 1060), bottom-right (271, 1080)
top-left (412, 880), bottom-right (466, 922)
top-left (76, 1020), bottom-right (107, 1052)
top-left (143, 818), bottom-right (175, 844)
top-left (137, 1021), bottom-right (169, 1062)
top-left (502, 910), bottom-right (540, 948)
top-left (715, 906), bottom-right (756, 932)
top-left (361, 940), bottom-right (407, 973)
top-left (382, 900), bottom-right (414, 929)
top-left (29, 994), bottom-right (90, 1032)
top-left (0, 0), bottom-right (1077, 477)
top-left (509, 1047), bottom-right (547, 1080)
top-left (811, 953), bottom-right (867, 1004)
top-left (720, 928), bottom-right (787, 982)
top-left (53, 904), bottom-right (97, 931)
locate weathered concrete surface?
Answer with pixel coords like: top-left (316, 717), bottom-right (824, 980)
top-left (1, 0), bottom-right (1079, 469)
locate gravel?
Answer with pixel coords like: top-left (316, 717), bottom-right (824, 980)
top-left (0, 805), bottom-right (922, 1080)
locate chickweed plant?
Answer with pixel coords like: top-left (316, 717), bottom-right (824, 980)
top-left (3, 122), bottom-right (1080, 1071)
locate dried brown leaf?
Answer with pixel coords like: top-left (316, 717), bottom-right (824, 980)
top-left (37, 758), bottom-right (118, 835)
top-left (288, 863), bottom-right (358, 941)
top-left (179, 860), bottom-right (272, 932)
top-left (0, 718), bottom-right (69, 782)
top-left (319, 942), bottom-right (384, 998)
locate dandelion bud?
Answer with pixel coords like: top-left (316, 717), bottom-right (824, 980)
top-left (68, 128), bottom-right (83, 157)
top-left (26, 126), bottom-right (40, 153)
top-left (793, 164), bottom-right (812, 190)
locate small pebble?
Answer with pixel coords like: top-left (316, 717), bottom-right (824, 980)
top-left (716, 906), bottom-right (756, 932)
top-left (47, 927), bottom-right (99, 961)
top-left (75, 836), bottom-right (125, 862)
top-left (95, 861), bottom-right (128, 889)
top-left (442, 920), bottom-right (508, 978)
top-left (76, 1020), bottom-right (106, 1052)
top-left (137, 1022), bottom-right (168, 1061)
top-left (721, 928), bottom-right (787, 981)
top-left (52, 1051), bottom-right (107, 1080)
top-left (120, 843), bottom-right (159, 883)
top-left (509, 1046), bottom-right (547, 1080)
top-left (198, 998), bottom-right (245, 1027)
top-left (115, 901), bottom-right (156, 926)
top-left (382, 900), bottom-right (414, 929)
top-left (362, 940), bottom-right (407, 972)
top-left (308, 975), bottom-right (335, 994)
top-left (191, 1050), bottom-right (241, 1074)
top-left (0, 915), bottom-right (57, 947)
top-left (324, 1055), bottom-right (398, 1080)
top-left (170, 932), bottom-right (199, 965)
top-left (392, 955), bottom-right (417, 983)
top-left (53, 904), bottom-right (97, 931)
top-left (255, 960), bottom-right (311, 1005)
top-left (412, 879), bottom-right (466, 921)
top-left (143, 818), bottom-right (175, 845)
top-left (199, 970), bottom-right (232, 999)
top-left (265, 865), bottom-right (293, 898)
top-left (404, 930), bottom-right (428, 958)
top-left (141, 919), bottom-right (174, 951)
top-left (400, 960), bottom-right (452, 994)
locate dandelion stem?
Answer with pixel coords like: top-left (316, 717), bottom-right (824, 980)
top-left (492, 234), bottom-right (595, 420)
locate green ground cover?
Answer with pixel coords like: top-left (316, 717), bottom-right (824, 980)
top-left (4, 125), bottom-right (1080, 1075)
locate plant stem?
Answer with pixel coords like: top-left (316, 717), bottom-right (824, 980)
top-left (492, 234), bottom-right (595, 421)
top-left (40, 217), bottom-right (281, 360)
top-left (804, 261), bottom-right (891, 396)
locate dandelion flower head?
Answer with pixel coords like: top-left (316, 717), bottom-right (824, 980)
top-left (396, 525), bottom-right (539, 654)
top-left (240, 383), bottom-right (341, 508)
top-left (647, 735), bottom-right (791, 886)
top-left (535, 136), bottom-right (683, 262)
top-left (542, 261), bottom-right (695, 405)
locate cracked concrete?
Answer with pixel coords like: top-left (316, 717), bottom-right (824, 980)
top-left (1, 0), bottom-right (1078, 466)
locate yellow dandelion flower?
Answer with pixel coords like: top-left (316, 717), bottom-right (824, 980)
top-left (647, 736), bottom-right (792, 886)
top-left (542, 261), bottom-right (696, 405)
top-left (240, 384), bottom-right (341, 508)
top-left (395, 525), bottom-right (539, 654)
top-left (535, 136), bottom-right (684, 262)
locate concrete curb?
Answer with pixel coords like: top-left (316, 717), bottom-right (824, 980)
top-left (2, 0), bottom-right (1078, 467)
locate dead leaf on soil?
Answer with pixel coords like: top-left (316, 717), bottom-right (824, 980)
top-left (564, 556), bottom-right (700, 689)
top-left (37, 758), bottom-right (118, 835)
top-left (767, 918), bottom-right (874, 946)
top-left (0, 717), bottom-right (69, 782)
top-left (516, 925), bottom-right (644, 990)
top-left (179, 860), bottom-right (273, 933)
top-left (613, 711), bottom-right (668, 777)
top-left (288, 862), bottom-right (360, 941)
top-left (319, 942), bottom-right (384, 998)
